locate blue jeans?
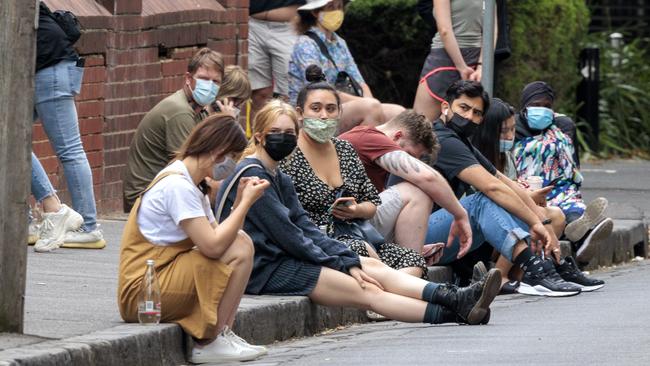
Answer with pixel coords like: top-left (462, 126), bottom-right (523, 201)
top-left (425, 193), bottom-right (530, 264)
top-left (32, 60), bottom-right (97, 231)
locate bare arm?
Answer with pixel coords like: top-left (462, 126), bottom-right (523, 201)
top-left (180, 178), bottom-right (270, 259)
top-left (497, 172), bottom-right (546, 221)
top-left (434, 0), bottom-right (472, 78)
top-left (457, 165), bottom-right (541, 227)
top-left (375, 150), bottom-right (465, 218)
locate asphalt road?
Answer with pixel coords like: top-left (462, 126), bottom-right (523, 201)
top-left (239, 260), bottom-right (650, 366)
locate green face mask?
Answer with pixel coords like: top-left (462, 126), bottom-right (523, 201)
top-left (302, 117), bottom-right (338, 143)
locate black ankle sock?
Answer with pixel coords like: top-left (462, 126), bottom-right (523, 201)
top-left (422, 282), bottom-right (437, 303)
top-left (423, 302), bottom-right (444, 324)
top-left (513, 247), bottom-right (534, 269)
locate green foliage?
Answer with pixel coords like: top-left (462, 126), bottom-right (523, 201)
top-left (582, 33), bottom-right (650, 158)
top-left (339, 0), bottom-right (430, 106)
top-left (494, 0), bottom-right (590, 114)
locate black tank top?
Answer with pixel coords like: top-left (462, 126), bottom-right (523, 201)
top-left (249, 0), bottom-right (305, 16)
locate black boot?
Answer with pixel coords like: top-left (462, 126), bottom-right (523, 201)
top-left (437, 307), bottom-right (491, 325)
top-left (431, 268), bottom-right (501, 325)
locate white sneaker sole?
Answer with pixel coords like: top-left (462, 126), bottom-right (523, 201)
top-left (565, 197), bottom-right (608, 242)
top-left (576, 218), bottom-right (613, 263)
top-left (190, 350), bottom-right (263, 363)
top-left (567, 282), bottom-right (605, 292)
top-left (517, 282), bottom-right (581, 297)
top-left (34, 208), bottom-right (83, 253)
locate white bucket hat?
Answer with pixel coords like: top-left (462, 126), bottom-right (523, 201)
top-left (297, 0), bottom-right (333, 12)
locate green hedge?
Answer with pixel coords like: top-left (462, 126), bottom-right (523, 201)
top-left (494, 0), bottom-right (590, 113)
top-left (339, 0), bottom-right (430, 106)
top-left (341, 0), bottom-right (590, 114)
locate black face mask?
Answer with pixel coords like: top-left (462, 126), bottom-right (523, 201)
top-left (263, 133), bottom-right (297, 161)
top-left (447, 112), bottom-right (478, 139)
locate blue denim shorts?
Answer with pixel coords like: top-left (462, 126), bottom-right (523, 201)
top-left (425, 193), bottom-right (530, 264)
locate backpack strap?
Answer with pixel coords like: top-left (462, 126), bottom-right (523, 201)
top-left (305, 31), bottom-right (340, 71)
top-left (215, 163), bottom-right (263, 221)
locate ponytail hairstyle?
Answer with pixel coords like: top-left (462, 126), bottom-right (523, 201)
top-left (240, 100), bottom-right (300, 159)
top-left (175, 114), bottom-right (247, 194)
top-left (295, 64), bottom-right (341, 110)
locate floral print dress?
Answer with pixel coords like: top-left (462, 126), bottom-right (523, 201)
top-left (513, 125), bottom-right (585, 217)
top-left (280, 138), bottom-right (427, 277)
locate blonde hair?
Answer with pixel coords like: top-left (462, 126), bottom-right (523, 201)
top-left (241, 100), bottom-right (299, 159)
top-left (217, 65), bottom-right (251, 102)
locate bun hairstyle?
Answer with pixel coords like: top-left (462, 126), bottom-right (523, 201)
top-left (296, 64), bottom-right (341, 109)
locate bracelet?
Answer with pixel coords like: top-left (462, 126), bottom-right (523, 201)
top-left (541, 218), bottom-right (552, 225)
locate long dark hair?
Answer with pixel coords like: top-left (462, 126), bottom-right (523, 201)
top-left (472, 98), bottom-right (514, 172)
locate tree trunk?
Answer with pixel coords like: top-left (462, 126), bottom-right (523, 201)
top-left (0, 0), bottom-right (38, 333)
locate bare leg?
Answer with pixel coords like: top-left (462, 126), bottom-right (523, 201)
top-left (339, 98), bottom-right (384, 134)
top-left (399, 266), bottom-right (423, 277)
top-left (215, 232), bottom-right (254, 331)
top-left (495, 240), bottom-right (528, 286)
top-left (545, 206), bottom-right (566, 237)
top-left (380, 103), bottom-right (406, 122)
top-left (251, 86), bottom-right (274, 120)
top-left (309, 266), bottom-right (428, 322)
top-left (391, 182), bottom-right (433, 253)
top-left (413, 82), bottom-right (441, 122)
top-left (41, 194), bottom-right (62, 213)
top-left (358, 257), bottom-right (430, 298)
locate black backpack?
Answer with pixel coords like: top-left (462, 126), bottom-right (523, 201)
top-left (41, 3), bottom-right (82, 44)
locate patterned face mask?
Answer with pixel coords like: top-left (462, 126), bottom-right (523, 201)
top-left (302, 117), bottom-right (338, 143)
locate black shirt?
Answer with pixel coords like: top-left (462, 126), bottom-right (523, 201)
top-left (250, 0), bottom-right (306, 15)
top-left (36, 3), bottom-right (78, 72)
top-left (433, 120), bottom-right (497, 199)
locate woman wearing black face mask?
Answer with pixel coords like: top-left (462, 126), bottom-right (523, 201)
top-left (216, 99), bottom-right (501, 326)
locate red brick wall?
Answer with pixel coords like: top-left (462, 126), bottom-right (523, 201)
top-left (36, 0), bottom-right (249, 213)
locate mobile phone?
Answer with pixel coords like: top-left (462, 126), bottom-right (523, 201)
top-left (75, 57), bottom-right (85, 68)
top-left (546, 176), bottom-right (562, 187)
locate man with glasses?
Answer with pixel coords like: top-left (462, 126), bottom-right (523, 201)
top-left (123, 48), bottom-right (224, 212)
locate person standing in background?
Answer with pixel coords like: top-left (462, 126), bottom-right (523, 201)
top-left (249, 0), bottom-right (306, 115)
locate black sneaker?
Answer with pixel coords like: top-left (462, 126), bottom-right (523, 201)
top-left (499, 281), bottom-right (520, 295)
top-left (555, 256), bottom-right (605, 292)
top-left (518, 257), bottom-right (582, 297)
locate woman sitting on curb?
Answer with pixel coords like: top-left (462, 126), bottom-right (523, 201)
top-left (118, 115), bottom-right (269, 364)
top-left (216, 100), bottom-right (502, 326)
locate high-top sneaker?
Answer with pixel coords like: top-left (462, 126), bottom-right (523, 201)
top-left (555, 256), bottom-right (605, 292)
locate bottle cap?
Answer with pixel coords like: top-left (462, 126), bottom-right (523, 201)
top-left (146, 259), bottom-right (155, 265)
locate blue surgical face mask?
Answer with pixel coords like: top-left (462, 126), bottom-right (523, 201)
top-left (526, 106), bottom-right (554, 130)
top-left (192, 78), bottom-right (219, 106)
top-left (499, 139), bottom-right (514, 152)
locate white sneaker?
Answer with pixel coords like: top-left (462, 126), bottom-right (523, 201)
top-left (63, 228), bottom-right (106, 249)
top-left (190, 333), bottom-right (264, 363)
top-left (34, 204), bottom-right (83, 253)
top-left (28, 221), bottom-right (40, 245)
top-left (565, 197), bottom-right (608, 242)
top-left (223, 326), bottom-right (268, 354)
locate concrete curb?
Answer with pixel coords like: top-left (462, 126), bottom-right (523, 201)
top-left (1, 221), bottom-right (646, 365)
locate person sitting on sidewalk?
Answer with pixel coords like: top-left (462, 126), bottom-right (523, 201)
top-left (288, 0), bottom-right (404, 133)
top-left (339, 109), bottom-right (473, 260)
top-left (513, 81), bottom-right (612, 264)
top-left (217, 100), bottom-right (501, 326)
top-left (118, 115), bottom-right (269, 363)
top-left (280, 70), bottom-right (430, 279)
top-left (424, 80), bottom-right (583, 297)
top-left (30, 2), bottom-right (104, 251)
top-left (472, 97), bottom-right (605, 292)
top-left (123, 48), bottom-right (224, 212)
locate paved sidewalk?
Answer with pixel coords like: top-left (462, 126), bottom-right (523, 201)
top-left (0, 159), bottom-right (648, 365)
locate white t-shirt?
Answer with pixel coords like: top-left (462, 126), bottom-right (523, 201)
top-left (137, 160), bottom-right (216, 246)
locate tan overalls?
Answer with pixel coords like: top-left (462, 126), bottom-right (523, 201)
top-left (117, 171), bottom-right (233, 340)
